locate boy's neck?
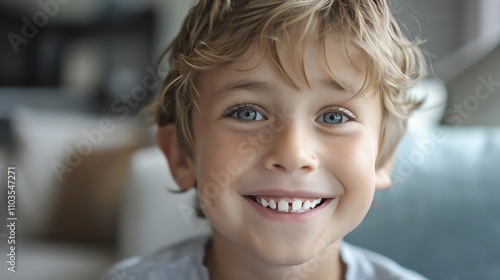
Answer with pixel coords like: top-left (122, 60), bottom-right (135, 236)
top-left (204, 231), bottom-right (346, 280)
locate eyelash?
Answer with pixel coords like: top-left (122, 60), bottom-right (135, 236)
top-left (322, 106), bottom-right (356, 120)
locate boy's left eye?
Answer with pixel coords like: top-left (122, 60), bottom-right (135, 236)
top-left (316, 109), bottom-right (353, 125)
top-left (230, 107), bottom-right (265, 121)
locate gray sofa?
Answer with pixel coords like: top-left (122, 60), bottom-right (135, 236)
top-left (117, 126), bottom-right (500, 280)
top-left (346, 126), bottom-right (500, 279)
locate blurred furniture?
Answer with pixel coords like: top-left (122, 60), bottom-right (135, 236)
top-left (0, 107), bottom-right (151, 280)
top-left (0, 2), bottom-right (156, 277)
top-left (116, 126), bottom-right (500, 280)
top-left (0, 3), bottom-right (155, 114)
top-left (346, 127), bottom-right (500, 280)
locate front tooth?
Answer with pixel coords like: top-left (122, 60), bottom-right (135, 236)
top-left (261, 198), bottom-right (269, 207)
top-left (269, 199), bottom-right (277, 209)
top-left (303, 200), bottom-right (311, 209)
top-left (278, 200), bottom-right (289, 211)
top-left (292, 200), bottom-right (302, 211)
top-left (310, 200), bottom-right (318, 208)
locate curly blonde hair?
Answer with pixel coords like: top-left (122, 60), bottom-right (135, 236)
top-left (154, 0), bottom-right (426, 168)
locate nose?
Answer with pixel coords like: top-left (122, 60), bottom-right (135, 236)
top-left (260, 123), bottom-right (319, 174)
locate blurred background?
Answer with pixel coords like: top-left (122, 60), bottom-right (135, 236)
top-left (0, 0), bottom-right (499, 279)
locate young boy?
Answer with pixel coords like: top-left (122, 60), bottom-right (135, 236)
top-left (103, 0), bottom-right (427, 279)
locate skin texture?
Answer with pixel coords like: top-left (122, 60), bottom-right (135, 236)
top-left (158, 37), bottom-right (393, 280)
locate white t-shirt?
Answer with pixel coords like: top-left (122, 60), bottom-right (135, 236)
top-left (101, 235), bottom-right (427, 280)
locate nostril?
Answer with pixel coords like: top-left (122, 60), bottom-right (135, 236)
top-left (272, 163), bottom-right (283, 169)
top-left (270, 163), bottom-right (314, 173)
top-left (300, 165), bottom-right (314, 171)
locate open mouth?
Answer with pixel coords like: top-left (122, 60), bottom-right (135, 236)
top-left (247, 195), bottom-right (327, 213)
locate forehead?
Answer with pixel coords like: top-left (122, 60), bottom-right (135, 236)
top-left (198, 36), bottom-right (369, 98)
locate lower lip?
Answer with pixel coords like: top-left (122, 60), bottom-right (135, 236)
top-left (243, 196), bottom-right (333, 222)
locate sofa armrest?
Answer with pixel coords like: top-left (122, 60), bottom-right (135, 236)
top-left (346, 127), bottom-right (500, 280)
top-left (117, 146), bottom-right (209, 259)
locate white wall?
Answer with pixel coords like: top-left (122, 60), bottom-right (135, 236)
top-left (152, 0), bottom-right (196, 58)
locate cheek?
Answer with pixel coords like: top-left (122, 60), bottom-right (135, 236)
top-left (326, 132), bottom-right (378, 204)
top-left (193, 133), bottom-right (258, 234)
top-left (327, 132), bottom-right (377, 175)
top-left (192, 108), bottom-right (240, 214)
top-left (193, 128), bottom-right (251, 204)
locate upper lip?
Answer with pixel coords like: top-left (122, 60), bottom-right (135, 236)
top-left (241, 189), bottom-right (335, 198)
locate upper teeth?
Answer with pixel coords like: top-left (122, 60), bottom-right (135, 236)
top-left (254, 197), bottom-right (323, 213)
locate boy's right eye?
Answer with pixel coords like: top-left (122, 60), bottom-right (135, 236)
top-left (233, 109), bottom-right (265, 121)
top-left (223, 104), bottom-right (266, 122)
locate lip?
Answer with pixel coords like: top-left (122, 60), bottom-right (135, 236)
top-left (243, 195), bottom-right (334, 222)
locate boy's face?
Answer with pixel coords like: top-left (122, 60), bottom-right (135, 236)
top-left (167, 37), bottom-right (390, 265)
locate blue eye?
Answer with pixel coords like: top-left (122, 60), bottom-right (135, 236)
top-left (232, 108), bottom-right (265, 121)
top-left (316, 111), bottom-right (350, 124)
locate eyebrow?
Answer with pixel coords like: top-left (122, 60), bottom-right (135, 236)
top-left (213, 77), bottom-right (354, 99)
top-left (214, 79), bottom-right (275, 99)
top-left (319, 78), bottom-right (348, 93)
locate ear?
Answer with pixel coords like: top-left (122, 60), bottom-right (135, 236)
top-left (375, 153), bottom-right (395, 190)
top-left (157, 124), bottom-right (196, 190)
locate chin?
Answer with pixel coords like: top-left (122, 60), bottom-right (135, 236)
top-left (248, 240), bottom-right (321, 266)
